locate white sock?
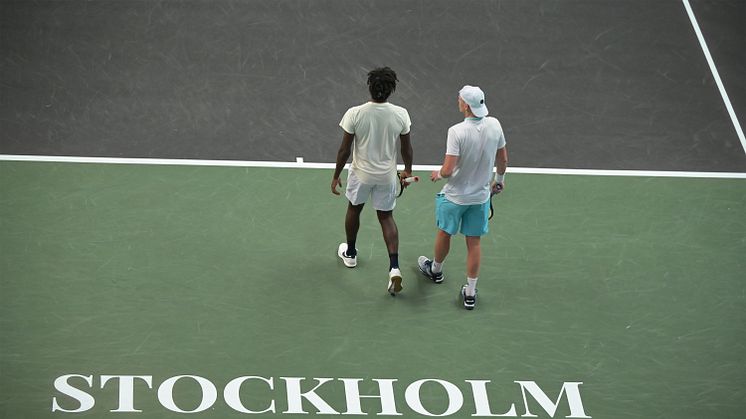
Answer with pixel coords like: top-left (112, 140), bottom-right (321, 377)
top-left (466, 277), bottom-right (478, 296)
top-left (431, 260), bottom-right (443, 273)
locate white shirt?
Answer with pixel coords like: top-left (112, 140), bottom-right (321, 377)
top-left (339, 102), bottom-right (411, 184)
top-left (441, 116), bottom-right (506, 205)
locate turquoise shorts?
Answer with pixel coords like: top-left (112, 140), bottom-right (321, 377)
top-left (435, 193), bottom-right (489, 237)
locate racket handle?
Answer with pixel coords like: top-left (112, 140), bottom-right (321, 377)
top-left (403, 176), bottom-right (419, 183)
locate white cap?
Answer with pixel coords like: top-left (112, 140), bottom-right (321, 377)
top-left (459, 85), bottom-right (488, 118)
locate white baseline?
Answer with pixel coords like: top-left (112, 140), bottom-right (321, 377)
top-left (1, 154), bottom-right (745, 179)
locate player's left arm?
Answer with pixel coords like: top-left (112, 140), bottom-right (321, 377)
top-left (399, 133), bottom-right (413, 178)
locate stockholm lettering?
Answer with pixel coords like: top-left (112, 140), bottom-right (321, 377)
top-left (52, 375), bottom-right (591, 417)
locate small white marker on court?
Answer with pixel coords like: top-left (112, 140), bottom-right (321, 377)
top-left (296, 157), bottom-right (304, 163)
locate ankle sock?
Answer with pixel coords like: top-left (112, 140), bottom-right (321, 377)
top-left (389, 253), bottom-right (399, 270)
top-left (466, 277), bottom-right (478, 296)
top-left (346, 242), bottom-right (357, 257)
top-left (432, 260), bottom-right (443, 273)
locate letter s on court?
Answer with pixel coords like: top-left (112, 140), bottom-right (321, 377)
top-left (51, 374), bottom-right (95, 412)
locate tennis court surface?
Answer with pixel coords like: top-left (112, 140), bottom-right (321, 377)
top-left (1, 1), bottom-right (745, 418)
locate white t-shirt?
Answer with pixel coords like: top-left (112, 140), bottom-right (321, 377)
top-left (441, 116), bottom-right (506, 205)
top-left (339, 102), bottom-right (411, 185)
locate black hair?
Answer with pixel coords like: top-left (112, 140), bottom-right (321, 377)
top-left (367, 67), bottom-right (398, 102)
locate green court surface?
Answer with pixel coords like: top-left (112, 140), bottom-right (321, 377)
top-left (1, 161), bottom-right (744, 418)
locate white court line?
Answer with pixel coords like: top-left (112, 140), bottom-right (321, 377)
top-left (682, 0), bottom-right (746, 154)
top-left (2, 154), bottom-right (745, 179)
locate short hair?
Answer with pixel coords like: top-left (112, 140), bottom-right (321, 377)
top-left (367, 67), bottom-right (398, 102)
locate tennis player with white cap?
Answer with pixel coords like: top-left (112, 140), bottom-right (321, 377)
top-left (418, 85), bottom-right (508, 310)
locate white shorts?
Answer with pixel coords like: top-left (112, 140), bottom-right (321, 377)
top-left (345, 170), bottom-right (397, 211)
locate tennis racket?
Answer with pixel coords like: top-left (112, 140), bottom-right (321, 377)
top-left (397, 172), bottom-right (420, 197)
top-left (488, 183), bottom-right (503, 220)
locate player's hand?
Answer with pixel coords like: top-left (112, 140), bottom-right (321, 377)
top-left (430, 171), bottom-right (441, 182)
top-left (399, 171), bottom-right (412, 188)
top-left (491, 181), bottom-right (505, 195)
top-left (331, 178), bottom-right (343, 195)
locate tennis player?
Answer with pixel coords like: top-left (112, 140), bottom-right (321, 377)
top-left (331, 67), bottom-right (414, 296)
top-left (418, 85), bottom-right (508, 310)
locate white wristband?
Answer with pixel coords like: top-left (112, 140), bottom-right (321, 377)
top-left (495, 173), bottom-right (505, 183)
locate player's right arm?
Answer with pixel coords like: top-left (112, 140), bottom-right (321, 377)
top-left (331, 130), bottom-right (354, 195)
top-left (492, 146), bottom-right (508, 194)
top-left (432, 127), bottom-right (459, 182)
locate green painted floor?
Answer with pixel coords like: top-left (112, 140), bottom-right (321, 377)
top-left (1, 161), bottom-right (744, 418)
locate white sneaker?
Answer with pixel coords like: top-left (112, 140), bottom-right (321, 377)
top-left (337, 243), bottom-right (357, 268)
top-left (387, 268), bottom-right (403, 296)
top-left (461, 285), bottom-right (477, 310)
top-left (417, 256), bottom-right (444, 283)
